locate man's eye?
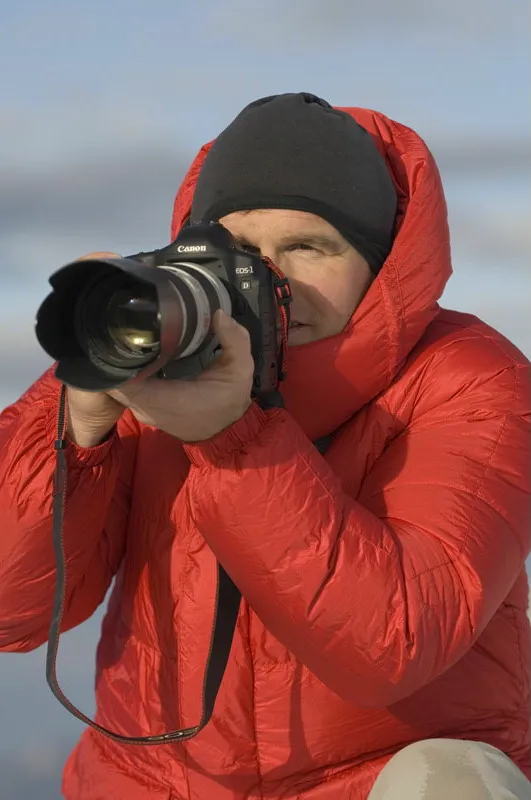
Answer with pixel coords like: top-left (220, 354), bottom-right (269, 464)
top-left (287, 243), bottom-right (316, 252)
top-left (241, 244), bottom-right (260, 254)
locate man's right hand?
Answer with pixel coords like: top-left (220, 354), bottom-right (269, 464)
top-left (66, 252), bottom-right (126, 448)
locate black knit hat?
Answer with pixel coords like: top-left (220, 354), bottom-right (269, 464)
top-left (190, 92), bottom-right (397, 273)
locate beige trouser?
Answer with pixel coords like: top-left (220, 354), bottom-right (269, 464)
top-left (368, 738), bottom-right (531, 799)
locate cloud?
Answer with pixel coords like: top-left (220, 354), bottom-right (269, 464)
top-left (211, 0), bottom-right (528, 43)
top-left (447, 209), bottom-right (531, 266)
top-left (432, 140), bottom-right (531, 174)
top-left (0, 757), bottom-right (63, 800)
top-left (0, 144), bottom-right (189, 251)
top-left (0, 351), bottom-right (52, 411)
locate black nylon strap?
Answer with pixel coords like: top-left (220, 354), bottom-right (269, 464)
top-left (46, 385), bottom-right (242, 744)
top-left (46, 384), bottom-right (333, 744)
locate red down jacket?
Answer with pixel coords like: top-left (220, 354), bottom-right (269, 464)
top-left (1, 108), bottom-right (530, 799)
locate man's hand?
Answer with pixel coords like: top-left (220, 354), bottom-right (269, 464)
top-left (108, 309), bottom-right (254, 442)
top-left (67, 251), bottom-right (254, 446)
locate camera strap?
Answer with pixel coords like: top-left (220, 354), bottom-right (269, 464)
top-left (47, 384), bottom-right (242, 745)
top-left (47, 384), bottom-right (334, 745)
top-left (266, 258), bottom-right (291, 382)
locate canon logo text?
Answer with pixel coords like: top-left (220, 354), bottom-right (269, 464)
top-left (177, 245), bottom-right (207, 253)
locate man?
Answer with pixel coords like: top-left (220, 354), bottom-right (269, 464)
top-left (0, 93), bottom-right (529, 799)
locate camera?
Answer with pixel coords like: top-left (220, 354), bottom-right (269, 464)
top-left (35, 223), bottom-right (292, 399)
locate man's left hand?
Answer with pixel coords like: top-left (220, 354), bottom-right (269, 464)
top-left (108, 310), bottom-right (254, 442)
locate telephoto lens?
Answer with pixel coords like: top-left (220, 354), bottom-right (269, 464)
top-left (35, 231), bottom-right (234, 391)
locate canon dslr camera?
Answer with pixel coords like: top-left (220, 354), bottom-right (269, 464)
top-left (35, 223), bottom-right (292, 401)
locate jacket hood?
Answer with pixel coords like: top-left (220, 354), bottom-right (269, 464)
top-left (171, 107), bottom-right (453, 440)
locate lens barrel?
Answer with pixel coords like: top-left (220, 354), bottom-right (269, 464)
top-left (35, 256), bottom-right (231, 390)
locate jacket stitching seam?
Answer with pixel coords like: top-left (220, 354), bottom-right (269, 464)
top-left (456, 368), bottom-right (515, 560)
top-left (406, 413), bottom-right (510, 587)
top-left (509, 606), bottom-right (528, 704)
top-left (469, 329), bottom-right (523, 366)
top-left (408, 357), bottom-right (518, 585)
top-left (377, 276), bottom-right (398, 387)
top-left (389, 253), bottom-right (406, 366)
top-left (175, 534), bottom-right (193, 800)
top-left (247, 609), bottom-right (265, 799)
top-left (88, 727), bottom-right (170, 794)
top-left (295, 448), bottom-right (397, 559)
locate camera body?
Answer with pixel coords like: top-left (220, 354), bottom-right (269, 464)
top-left (35, 223), bottom-right (292, 399)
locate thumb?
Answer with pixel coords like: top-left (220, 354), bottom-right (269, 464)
top-left (75, 251), bottom-right (121, 261)
top-left (212, 310), bottom-right (251, 365)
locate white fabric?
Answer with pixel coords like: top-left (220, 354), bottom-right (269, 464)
top-left (368, 738), bottom-right (531, 800)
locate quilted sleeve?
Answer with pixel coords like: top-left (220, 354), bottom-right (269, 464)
top-left (0, 368), bottom-right (139, 653)
top-left (182, 358), bottom-right (530, 707)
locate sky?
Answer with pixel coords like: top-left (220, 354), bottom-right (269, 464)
top-left (0, 1), bottom-right (529, 797)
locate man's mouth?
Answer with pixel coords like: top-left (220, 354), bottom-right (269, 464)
top-left (277, 322), bottom-right (307, 331)
top-left (277, 319), bottom-right (309, 332)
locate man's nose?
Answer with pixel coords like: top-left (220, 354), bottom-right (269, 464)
top-left (257, 244), bottom-right (276, 263)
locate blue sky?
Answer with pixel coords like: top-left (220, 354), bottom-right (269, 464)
top-left (0, 2), bottom-right (529, 797)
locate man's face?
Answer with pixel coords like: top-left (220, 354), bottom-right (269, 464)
top-left (219, 209), bottom-right (373, 345)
